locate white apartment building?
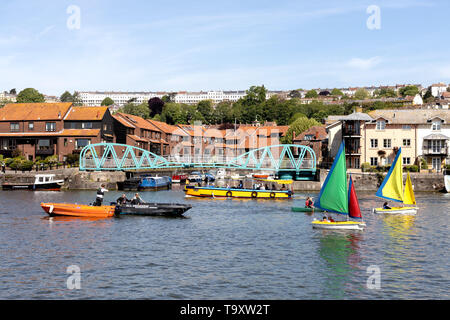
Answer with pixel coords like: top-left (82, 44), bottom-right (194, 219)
top-left (78, 91), bottom-right (166, 106)
top-left (79, 90), bottom-right (286, 106)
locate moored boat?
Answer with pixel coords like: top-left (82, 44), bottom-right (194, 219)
top-left (41, 203), bottom-right (115, 218)
top-left (184, 185), bottom-right (292, 199)
top-left (172, 174), bottom-right (188, 183)
top-left (115, 202), bottom-right (192, 217)
top-left (444, 169), bottom-right (450, 193)
top-left (2, 174), bottom-right (64, 191)
top-left (138, 175), bottom-right (172, 190)
top-left (372, 148), bottom-right (418, 215)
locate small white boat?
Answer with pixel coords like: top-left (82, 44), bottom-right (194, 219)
top-left (312, 220), bottom-right (366, 230)
top-left (2, 174), bottom-right (64, 191)
top-left (444, 169), bottom-right (450, 193)
top-left (372, 207), bottom-right (418, 215)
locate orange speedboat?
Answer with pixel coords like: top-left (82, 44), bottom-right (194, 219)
top-left (40, 203), bottom-right (116, 218)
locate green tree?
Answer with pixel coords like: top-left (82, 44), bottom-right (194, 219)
top-left (16, 88), bottom-right (45, 103)
top-left (423, 87), bottom-right (433, 102)
top-left (118, 102), bottom-right (150, 119)
top-left (399, 85), bottom-right (419, 97)
top-left (354, 88), bottom-right (369, 100)
top-left (196, 100), bottom-right (214, 124)
top-left (447, 86), bottom-right (450, 92)
top-left (213, 101), bottom-right (233, 124)
top-left (305, 90), bottom-right (318, 98)
top-left (331, 88), bottom-right (344, 96)
top-left (60, 91), bottom-right (73, 102)
top-left (282, 117), bottom-right (321, 144)
top-left (101, 97), bottom-right (115, 106)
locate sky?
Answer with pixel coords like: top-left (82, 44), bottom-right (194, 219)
top-left (1, 0), bottom-right (449, 96)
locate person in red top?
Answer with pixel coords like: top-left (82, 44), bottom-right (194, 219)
top-left (305, 197), bottom-right (314, 208)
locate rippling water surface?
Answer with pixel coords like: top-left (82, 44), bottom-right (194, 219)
top-left (0, 186), bottom-right (448, 299)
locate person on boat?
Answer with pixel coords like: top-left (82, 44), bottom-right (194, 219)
top-left (93, 184), bottom-right (108, 206)
top-left (327, 215), bottom-right (335, 222)
top-left (238, 181), bottom-right (243, 189)
top-left (271, 183), bottom-right (277, 190)
top-left (383, 202), bottom-right (391, 209)
top-left (280, 184), bottom-right (287, 190)
top-left (322, 216), bottom-right (329, 222)
top-left (305, 197), bottom-right (314, 208)
top-left (131, 193), bottom-right (144, 205)
top-left (116, 194), bottom-right (130, 205)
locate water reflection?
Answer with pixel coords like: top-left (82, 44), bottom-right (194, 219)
top-left (317, 231), bottom-right (363, 299)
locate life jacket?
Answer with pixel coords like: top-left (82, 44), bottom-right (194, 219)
top-left (96, 187), bottom-right (106, 199)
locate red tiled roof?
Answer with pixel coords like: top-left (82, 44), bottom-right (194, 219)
top-left (65, 106), bottom-right (108, 121)
top-left (0, 103), bottom-right (72, 121)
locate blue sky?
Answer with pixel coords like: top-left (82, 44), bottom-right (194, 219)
top-left (1, 0), bottom-right (449, 95)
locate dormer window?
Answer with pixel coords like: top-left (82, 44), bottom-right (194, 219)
top-left (376, 120), bottom-right (386, 130)
top-left (432, 120), bottom-right (441, 131)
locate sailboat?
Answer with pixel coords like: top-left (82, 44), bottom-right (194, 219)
top-left (311, 142), bottom-right (366, 230)
top-left (373, 148), bottom-right (418, 215)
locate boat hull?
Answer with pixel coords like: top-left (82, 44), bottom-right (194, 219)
top-left (291, 207), bottom-right (324, 213)
top-left (445, 174), bottom-right (450, 193)
top-left (311, 220), bottom-right (366, 230)
top-left (41, 203), bottom-right (115, 218)
top-left (184, 186), bottom-right (291, 199)
top-left (115, 203), bottom-right (192, 217)
top-left (372, 207), bottom-right (418, 215)
top-left (2, 182), bottom-right (62, 191)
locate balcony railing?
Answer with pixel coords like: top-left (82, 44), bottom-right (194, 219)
top-left (342, 128), bottom-right (361, 136)
top-left (36, 147), bottom-right (55, 156)
top-left (423, 146), bottom-right (448, 155)
top-left (345, 146), bottom-right (361, 155)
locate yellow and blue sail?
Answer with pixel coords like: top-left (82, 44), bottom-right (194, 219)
top-left (376, 148), bottom-right (404, 203)
top-left (314, 142), bottom-right (349, 215)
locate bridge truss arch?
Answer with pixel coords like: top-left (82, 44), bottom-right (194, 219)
top-left (79, 143), bottom-right (316, 174)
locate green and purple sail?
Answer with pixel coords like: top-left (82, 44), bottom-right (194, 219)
top-left (314, 142), bottom-right (349, 215)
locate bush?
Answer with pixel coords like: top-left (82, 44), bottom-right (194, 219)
top-left (404, 165), bottom-right (419, 172)
top-left (65, 154), bottom-right (79, 165)
top-left (420, 158), bottom-right (428, 170)
top-left (361, 162), bottom-right (371, 172)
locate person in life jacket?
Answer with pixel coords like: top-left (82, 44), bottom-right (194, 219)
top-left (305, 197), bottom-right (314, 208)
top-left (93, 184), bottom-right (108, 206)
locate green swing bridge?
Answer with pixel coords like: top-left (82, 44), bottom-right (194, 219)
top-left (79, 143), bottom-right (317, 180)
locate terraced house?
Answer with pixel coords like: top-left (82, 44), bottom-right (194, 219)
top-left (0, 103), bottom-right (114, 161)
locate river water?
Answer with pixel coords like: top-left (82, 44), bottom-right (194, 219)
top-left (0, 186), bottom-right (448, 300)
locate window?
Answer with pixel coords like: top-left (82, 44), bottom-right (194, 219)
top-left (370, 139), bottom-right (378, 148)
top-left (45, 122), bottom-right (56, 132)
top-left (75, 139), bottom-right (90, 149)
top-left (402, 125), bottom-right (411, 130)
top-left (370, 157), bottom-right (378, 166)
top-left (383, 139), bottom-right (391, 148)
top-left (82, 122), bottom-right (93, 129)
top-left (304, 135), bottom-right (314, 140)
top-left (376, 120), bottom-right (386, 130)
top-left (64, 138), bottom-right (68, 147)
top-left (403, 139), bottom-right (411, 147)
top-left (38, 139), bottom-right (51, 150)
top-left (403, 157), bottom-right (411, 165)
top-left (28, 122), bottom-right (34, 131)
top-left (10, 123), bottom-right (20, 132)
top-left (432, 121), bottom-right (441, 131)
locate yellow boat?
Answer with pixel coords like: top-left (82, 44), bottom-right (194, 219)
top-left (311, 220), bottom-right (366, 230)
top-left (184, 185), bottom-right (292, 199)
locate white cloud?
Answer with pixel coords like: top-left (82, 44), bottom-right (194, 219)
top-left (346, 57), bottom-right (382, 70)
